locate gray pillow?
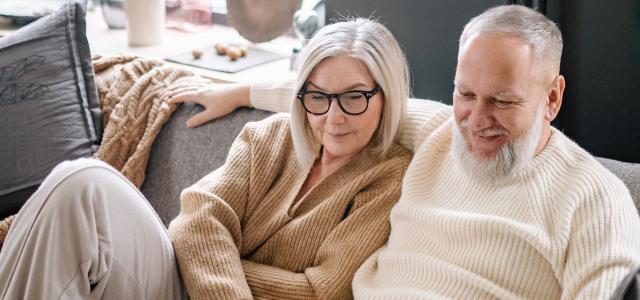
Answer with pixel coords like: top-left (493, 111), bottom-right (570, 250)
top-left (0, 1), bottom-right (101, 218)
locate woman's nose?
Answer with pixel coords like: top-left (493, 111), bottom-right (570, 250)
top-left (325, 98), bottom-right (346, 124)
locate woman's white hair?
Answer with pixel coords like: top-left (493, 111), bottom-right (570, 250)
top-left (459, 5), bottom-right (563, 73)
top-left (290, 18), bottom-right (410, 170)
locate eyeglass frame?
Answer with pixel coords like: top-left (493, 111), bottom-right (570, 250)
top-left (296, 84), bottom-right (381, 116)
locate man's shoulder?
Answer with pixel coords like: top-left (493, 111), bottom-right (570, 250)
top-left (547, 128), bottom-right (631, 202)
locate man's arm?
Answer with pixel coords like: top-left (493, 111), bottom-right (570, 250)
top-left (561, 180), bottom-right (640, 299)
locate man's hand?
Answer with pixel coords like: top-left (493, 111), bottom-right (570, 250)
top-left (167, 82), bottom-right (252, 128)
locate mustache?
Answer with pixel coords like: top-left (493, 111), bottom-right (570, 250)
top-left (460, 119), bottom-right (509, 137)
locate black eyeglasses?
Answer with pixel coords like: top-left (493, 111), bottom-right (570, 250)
top-left (297, 85), bottom-right (381, 115)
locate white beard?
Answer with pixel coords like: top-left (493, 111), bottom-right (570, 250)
top-left (452, 107), bottom-right (545, 182)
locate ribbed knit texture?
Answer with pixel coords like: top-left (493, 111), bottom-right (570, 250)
top-left (251, 84), bottom-right (640, 299)
top-left (92, 55), bottom-right (211, 187)
top-left (168, 114), bottom-right (412, 300)
top-left (251, 80), bottom-right (296, 113)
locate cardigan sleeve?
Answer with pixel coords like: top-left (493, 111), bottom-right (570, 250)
top-left (249, 80), bottom-right (453, 152)
top-left (168, 124), bottom-right (255, 300)
top-left (241, 174), bottom-right (406, 299)
top-left (561, 178), bottom-right (640, 299)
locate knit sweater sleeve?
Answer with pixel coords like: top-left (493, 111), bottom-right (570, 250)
top-left (168, 124), bottom-right (255, 300)
top-left (250, 80), bottom-right (453, 152)
top-left (250, 80), bottom-right (295, 113)
top-left (561, 176), bottom-right (640, 299)
top-left (397, 98), bottom-right (452, 152)
top-left (241, 171), bottom-right (406, 299)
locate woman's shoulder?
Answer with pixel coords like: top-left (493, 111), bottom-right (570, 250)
top-left (387, 143), bottom-right (413, 163)
top-left (245, 113), bottom-right (291, 129)
top-left (241, 113), bottom-right (292, 140)
top-left (378, 143), bottom-right (413, 169)
top-left (359, 143), bottom-right (413, 182)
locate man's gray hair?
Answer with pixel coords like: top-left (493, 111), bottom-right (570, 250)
top-left (291, 18), bottom-right (410, 169)
top-left (459, 5), bottom-right (563, 72)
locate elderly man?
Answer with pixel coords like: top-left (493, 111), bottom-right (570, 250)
top-left (348, 6), bottom-right (640, 299)
top-left (169, 5), bottom-right (640, 299)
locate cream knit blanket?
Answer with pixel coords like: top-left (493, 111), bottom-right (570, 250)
top-left (0, 55), bottom-right (207, 245)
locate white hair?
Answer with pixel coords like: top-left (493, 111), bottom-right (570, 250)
top-left (290, 18), bottom-right (410, 170)
top-left (452, 104), bottom-right (545, 182)
top-left (459, 5), bottom-right (563, 74)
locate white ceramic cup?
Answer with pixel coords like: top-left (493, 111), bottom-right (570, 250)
top-left (124, 0), bottom-right (166, 46)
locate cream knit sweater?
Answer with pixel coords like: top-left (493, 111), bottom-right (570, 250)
top-left (251, 82), bottom-right (640, 299)
top-left (168, 114), bottom-right (412, 299)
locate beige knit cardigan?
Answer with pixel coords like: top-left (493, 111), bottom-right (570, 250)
top-left (0, 55), bottom-right (207, 245)
top-left (168, 115), bottom-right (412, 299)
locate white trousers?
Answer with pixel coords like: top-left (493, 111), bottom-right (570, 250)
top-left (0, 159), bottom-right (186, 299)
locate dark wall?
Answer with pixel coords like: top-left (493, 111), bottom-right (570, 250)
top-left (325, 0), bottom-right (640, 163)
top-left (557, 0), bottom-right (640, 162)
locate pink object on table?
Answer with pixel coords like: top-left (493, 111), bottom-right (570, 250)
top-left (166, 0), bottom-right (212, 32)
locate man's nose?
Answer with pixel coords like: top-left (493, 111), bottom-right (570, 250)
top-left (467, 100), bottom-right (494, 130)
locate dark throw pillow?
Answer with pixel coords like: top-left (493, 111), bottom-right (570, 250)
top-left (0, 1), bottom-right (101, 218)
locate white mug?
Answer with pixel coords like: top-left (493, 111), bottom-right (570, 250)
top-left (124, 0), bottom-right (166, 46)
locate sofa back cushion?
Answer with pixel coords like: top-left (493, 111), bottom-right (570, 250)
top-left (141, 104), bottom-right (273, 225)
top-left (0, 2), bottom-right (101, 218)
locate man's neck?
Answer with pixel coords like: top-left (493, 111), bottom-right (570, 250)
top-left (534, 124), bottom-right (552, 156)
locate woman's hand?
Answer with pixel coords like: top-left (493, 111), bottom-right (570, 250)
top-left (167, 81), bottom-right (252, 128)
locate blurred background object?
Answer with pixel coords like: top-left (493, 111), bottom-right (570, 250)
top-left (100, 0), bottom-right (125, 29)
top-left (290, 0), bottom-right (325, 70)
top-left (227, 0), bottom-right (302, 43)
top-left (293, 8), bottom-right (320, 46)
top-left (124, 0), bottom-right (165, 46)
top-left (166, 0), bottom-right (213, 32)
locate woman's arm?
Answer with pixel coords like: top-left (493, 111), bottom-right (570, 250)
top-left (168, 125), bottom-right (256, 299)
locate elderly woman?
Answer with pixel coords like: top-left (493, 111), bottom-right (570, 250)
top-left (167, 18), bottom-right (412, 299)
top-left (0, 19), bottom-right (411, 299)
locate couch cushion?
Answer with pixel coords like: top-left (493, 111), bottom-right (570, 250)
top-left (141, 105), bottom-right (273, 225)
top-left (0, 2), bottom-right (101, 218)
top-left (597, 157), bottom-right (640, 213)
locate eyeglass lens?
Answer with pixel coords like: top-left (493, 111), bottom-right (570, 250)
top-left (302, 92), bottom-right (368, 114)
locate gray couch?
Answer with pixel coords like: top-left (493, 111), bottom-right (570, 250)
top-left (141, 103), bottom-right (640, 226)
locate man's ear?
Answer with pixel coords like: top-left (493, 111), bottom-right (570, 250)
top-left (545, 75), bottom-right (565, 122)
